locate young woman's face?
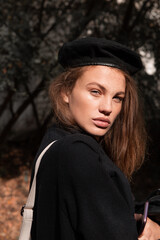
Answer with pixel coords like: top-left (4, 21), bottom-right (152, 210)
top-left (63, 66), bottom-right (126, 139)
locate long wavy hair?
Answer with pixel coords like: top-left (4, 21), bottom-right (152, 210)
top-left (49, 66), bottom-right (147, 179)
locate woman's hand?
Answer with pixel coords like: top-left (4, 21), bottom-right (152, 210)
top-left (138, 217), bottom-right (160, 240)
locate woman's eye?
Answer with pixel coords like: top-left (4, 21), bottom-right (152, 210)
top-left (90, 89), bottom-right (101, 95)
top-left (113, 96), bottom-right (124, 103)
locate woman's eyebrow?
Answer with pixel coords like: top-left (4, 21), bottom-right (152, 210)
top-left (86, 82), bottom-right (106, 91)
top-left (86, 82), bottom-right (125, 95)
top-left (115, 91), bottom-right (125, 95)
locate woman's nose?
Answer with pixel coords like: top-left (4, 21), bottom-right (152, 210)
top-left (99, 98), bottom-right (112, 115)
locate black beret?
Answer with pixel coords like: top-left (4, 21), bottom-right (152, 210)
top-left (58, 37), bottom-right (143, 75)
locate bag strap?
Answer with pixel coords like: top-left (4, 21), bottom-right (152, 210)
top-left (19, 140), bottom-right (57, 240)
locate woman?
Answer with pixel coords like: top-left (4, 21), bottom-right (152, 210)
top-left (31, 37), bottom-right (160, 239)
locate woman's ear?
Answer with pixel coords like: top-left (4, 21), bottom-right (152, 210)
top-left (61, 91), bottom-right (69, 103)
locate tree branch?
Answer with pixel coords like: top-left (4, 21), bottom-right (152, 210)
top-left (0, 88), bottom-right (14, 117)
top-left (120, 0), bottom-right (135, 32)
top-left (67, 0), bottom-right (106, 41)
top-left (0, 78), bottom-right (46, 143)
top-left (129, 0), bottom-right (155, 32)
top-left (42, 0), bottom-right (75, 39)
top-left (37, 0), bottom-right (46, 34)
top-left (24, 83), bottom-right (41, 129)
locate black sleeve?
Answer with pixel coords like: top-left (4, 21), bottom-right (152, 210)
top-left (58, 138), bottom-right (138, 240)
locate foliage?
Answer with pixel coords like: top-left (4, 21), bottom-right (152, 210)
top-left (0, 0), bottom-right (160, 142)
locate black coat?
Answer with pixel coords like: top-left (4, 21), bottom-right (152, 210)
top-left (31, 125), bottom-right (138, 240)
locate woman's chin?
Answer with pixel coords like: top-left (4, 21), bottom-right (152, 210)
top-left (84, 126), bottom-right (109, 138)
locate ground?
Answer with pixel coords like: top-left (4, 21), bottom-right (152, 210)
top-left (0, 172), bottom-right (29, 240)
top-left (0, 136), bottom-right (159, 240)
top-left (0, 143), bottom-right (32, 240)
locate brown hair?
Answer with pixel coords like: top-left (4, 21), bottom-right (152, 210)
top-left (49, 66), bottom-right (147, 179)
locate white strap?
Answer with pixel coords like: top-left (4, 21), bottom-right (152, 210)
top-left (19, 140), bottom-right (56, 240)
top-left (18, 208), bottom-right (33, 240)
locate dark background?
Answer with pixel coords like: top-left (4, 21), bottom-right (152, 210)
top-left (0, 0), bottom-right (160, 202)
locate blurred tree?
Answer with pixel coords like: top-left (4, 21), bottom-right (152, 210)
top-left (0, 0), bottom-right (159, 144)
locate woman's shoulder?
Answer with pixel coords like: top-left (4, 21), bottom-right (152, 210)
top-left (45, 133), bottom-right (101, 170)
top-left (54, 134), bottom-right (103, 182)
top-left (56, 133), bottom-right (101, 156)
top-left (40, 132), bottom-right (101, 164)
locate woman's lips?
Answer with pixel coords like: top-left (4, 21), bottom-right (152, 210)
top-left (92, 118), bottom-right (111, 128)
